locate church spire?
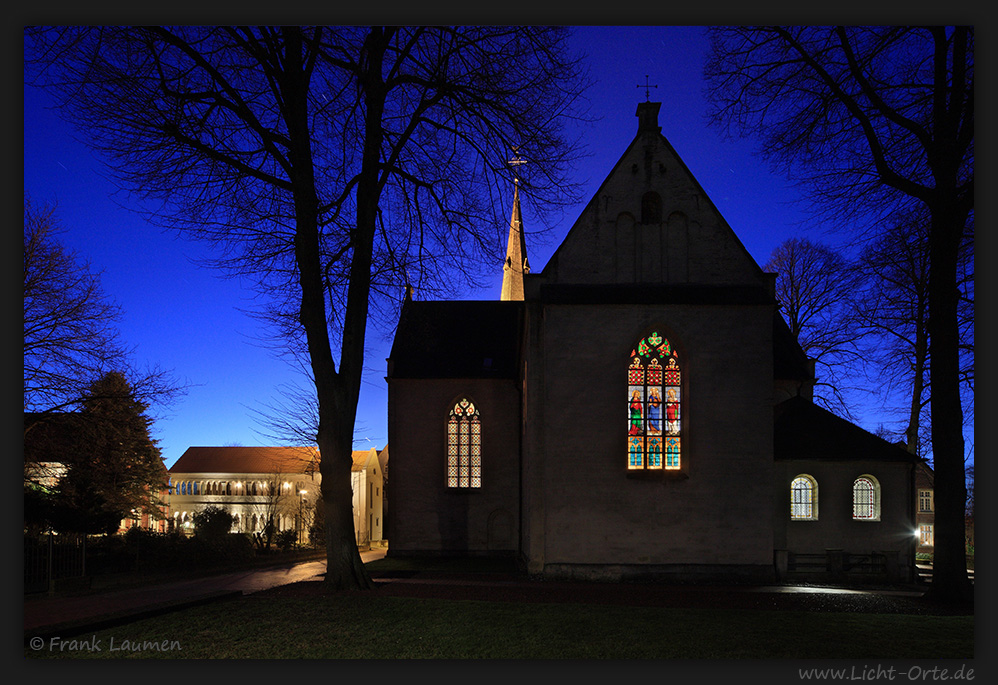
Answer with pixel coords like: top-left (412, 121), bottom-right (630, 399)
top-left (500, 151), bottom-right (529, 301)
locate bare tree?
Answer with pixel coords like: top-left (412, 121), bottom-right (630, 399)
top-left (24, 197), bottom-right (124, 415)
top-left (26, 26), bottom-right (586, 590)
top-left (853, 213), bottom-right (931, 457)
top-left (705, 26), bottom-right (973, 601)
top-left (764, 237), bottom-right (863, 416)
top-left (23, 197), bottom-right (180, 425)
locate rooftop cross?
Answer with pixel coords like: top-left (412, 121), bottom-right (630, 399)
top-left (637, 75), bottom-right (659, 102)
top-left (507, 146), bottom-right (526, 186)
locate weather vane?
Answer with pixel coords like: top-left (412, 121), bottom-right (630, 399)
top-left (637, 75), bottom-right (658, 102)
top-left (508, 146), bottom-right (526, 186)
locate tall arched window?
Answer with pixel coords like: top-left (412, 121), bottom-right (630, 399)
top-left (790, 475), bottom-right (818, 520)
top-left (447, 398), bottom-right (482, 488)
top-left (627, 332), bottom-right (681, 470)
top-left (853, 475), bottom-right (881, 520)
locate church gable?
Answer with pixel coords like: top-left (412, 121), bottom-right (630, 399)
top-left (541, 102), bottom-right (765, 288)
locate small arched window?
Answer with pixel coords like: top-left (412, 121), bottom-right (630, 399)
top-left (627, 332), bottom-right (681, 471)
top-left (853, 475), bottom-right (881, 520)
top-left (447, 398), bottom-right (482, 488)
top-left (790, 475), bottom-right (818, 520)
top-left (641, 191), bottom-right (662, 224)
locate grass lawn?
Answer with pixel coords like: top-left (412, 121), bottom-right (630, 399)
top-left (25, 592), bottom-right (973, 659)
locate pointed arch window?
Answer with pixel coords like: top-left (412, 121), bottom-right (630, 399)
top-left (627, 332), bottom-right (681, 470)
top-left (447, 398), bottom-right (482, 488)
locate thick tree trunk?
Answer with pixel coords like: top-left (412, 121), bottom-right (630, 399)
top-left (925, 204), bottom-right (972, 603)
top-left (318, 428), bottom-right (371, 590)
top-left (314, 27), bottom-right (392, 591)
top-left (905, 317), bottom-right (928, 455)
top-left (281, 27), bottom-right (374, 591)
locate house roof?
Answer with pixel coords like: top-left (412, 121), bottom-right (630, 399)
top-left (388, 300), bottom-right (523, 379)
top-left (351, 448), bottom-right (380, 472)
top-left (170, 445), bottom-right (388, 477)
top-left (774, 396), bottom-right (916, 463)
top-left (170, 446), bottom-right (320, 476)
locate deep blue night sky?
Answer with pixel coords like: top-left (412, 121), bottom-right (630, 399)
top-left (23, 26), bottom-right (918, 468)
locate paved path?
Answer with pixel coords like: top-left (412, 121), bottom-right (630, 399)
top-left (24, 548), bottom-right (386, 634)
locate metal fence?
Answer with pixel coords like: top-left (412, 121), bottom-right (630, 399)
top-left (24, 533), bottom-right (86, 594)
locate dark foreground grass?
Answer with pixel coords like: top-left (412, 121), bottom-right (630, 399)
top-left (25, 593), bottom-right (973, 659)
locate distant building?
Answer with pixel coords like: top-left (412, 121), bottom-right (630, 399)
top-left (168, 445), bottom-right (385, 546)
top-left (915, 460), bottom-right (935, 553)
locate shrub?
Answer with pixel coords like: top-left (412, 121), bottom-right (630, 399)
top-left (192, 506), bottom-right (235, 541)
top-left (276, 529), bottom-right (298, 551)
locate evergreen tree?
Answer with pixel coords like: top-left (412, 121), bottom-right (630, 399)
top-left (54, 372), bottom-right (168, 534)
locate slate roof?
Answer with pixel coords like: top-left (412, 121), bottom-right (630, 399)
top-left (772, 313), bottom-right (814, 381)
top-left (387, 299), bottom-right (523, 379)
top-left (774, 396), bottom-right (916, 463)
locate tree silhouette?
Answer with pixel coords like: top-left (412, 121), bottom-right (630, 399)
top-left (706, 26), bottom-right (973, 601)
top-left (26, 26), bottom-right (586, 589)
top-left (26, 372), bottom-right (169, 535)
top-left (764, 237), bottom-right (863, 417)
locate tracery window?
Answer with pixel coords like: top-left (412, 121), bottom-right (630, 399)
top-left (790, 475), bottom-right (818, 520)
top-left (447, 398), bottom-right (482, 488)
top-left (852, 475), bottom-right (881, 520)
top-left (627, 332), bottom-right (681, 470)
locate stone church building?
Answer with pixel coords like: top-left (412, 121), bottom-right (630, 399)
top-left (385, 102), bottom-right (918, 584)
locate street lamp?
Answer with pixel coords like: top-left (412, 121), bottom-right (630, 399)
top-left (298, 489), bottom-right (307, 546)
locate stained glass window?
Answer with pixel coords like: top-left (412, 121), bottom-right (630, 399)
top-left (627, 332), bottom-right (681, 470)
top-left (447, 398), bottom-right (481, 488)
top-left (790, 475), bottom-right (817, 520)
top-left (852, 476), bottom-right (880, 520)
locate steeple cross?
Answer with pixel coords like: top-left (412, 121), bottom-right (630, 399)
top-left (508, 146), bottom-right (527, 186)
top-left (637, 75), bottom-right (659, 102)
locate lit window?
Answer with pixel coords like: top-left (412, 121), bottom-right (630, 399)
top-left (627, 332), bottom-right (681, 471)
top-left (852, 475), bottom-right (881, 520)
top-left (919, 523), bottom-right (934, 547)
top-left (790, 475), bottom-right (818, 520)
top-left (447, 398), bottom-right (481, 488)
top-left (919, 489), bottom-right (933, 512)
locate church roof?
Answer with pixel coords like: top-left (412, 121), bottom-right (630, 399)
top-left (773, 396), bottom-right (916, 463)
top-left (539, 100), bottom-right (766, 286)
top-left (388, 300), bottom-right (523, 379)
top-left (170, 446), bottom-right (320, 476)
top-left (772, 313), bottom-right (814, 381)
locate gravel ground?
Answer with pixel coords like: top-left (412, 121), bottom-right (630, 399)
top-left (254, 574), bottom-right (973, 616)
